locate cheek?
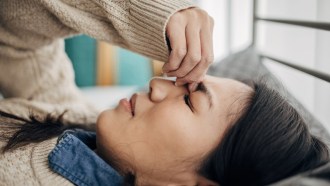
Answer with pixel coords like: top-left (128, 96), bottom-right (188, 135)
top-left (143, 106), bottom-right (216, 155)
top-left (145, 102), bottom-right (193, 123)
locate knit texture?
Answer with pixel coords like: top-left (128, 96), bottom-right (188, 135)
top-left (0, 0), bottom-right (195, 185)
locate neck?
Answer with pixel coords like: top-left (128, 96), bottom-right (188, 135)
top-left (135, 171), bottom-right (198, 186)
top-left (95, 148), bottom-right (132, 177)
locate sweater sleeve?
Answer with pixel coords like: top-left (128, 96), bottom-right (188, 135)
top-left (2, 0), bottom-right (195, 62)
top-left (0, 0), bottom-right (195, 124)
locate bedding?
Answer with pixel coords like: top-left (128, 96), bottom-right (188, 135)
top-left (80, 86), bottom-right (139, 111)
top-left (207, 46), bottom-right (330, 185)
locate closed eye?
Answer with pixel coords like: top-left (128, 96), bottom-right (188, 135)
top-left (184, 94), bottom-right (194, 112)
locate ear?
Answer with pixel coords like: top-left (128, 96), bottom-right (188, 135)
top-left (197, 175), bottom-right (219, 186)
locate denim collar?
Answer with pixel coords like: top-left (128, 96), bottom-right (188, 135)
top-left (48, 130), bottom-right (123, 186)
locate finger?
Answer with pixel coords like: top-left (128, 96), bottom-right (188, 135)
top-left (175, 56), bottom-right (209, 86)
top-left (166, 23), bottom-right (201, 78)
top-left (176, 21), bottom-right (214, 85)
top-left (163, 19), bottom-right (187, 73)
top-left (175, 60), bottom-right (207, 86)
top-left (200, 20), bottom-right (214, 69)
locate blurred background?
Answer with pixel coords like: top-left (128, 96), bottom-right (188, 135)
top-left (66, 0), bottom-right (330, 131)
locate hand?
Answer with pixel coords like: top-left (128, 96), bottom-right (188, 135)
top-left (163, 7), bottom-right (214, 92)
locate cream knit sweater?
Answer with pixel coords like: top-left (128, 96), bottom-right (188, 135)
top-left (0, 0), bottom-right (195, 185)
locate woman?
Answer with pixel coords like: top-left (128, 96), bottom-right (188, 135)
top-left (0, 0), bottom-right (214, 101)
top-left (1, 76), bottom-right (329, 185)
top-left (0, 1), bottom-right (215, 184)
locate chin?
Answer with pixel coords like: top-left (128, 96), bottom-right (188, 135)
top-left (96, 109), bottom-right (114, 128)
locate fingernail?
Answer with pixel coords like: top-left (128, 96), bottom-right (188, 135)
top-left (189, 83), bottom-right (198, 92)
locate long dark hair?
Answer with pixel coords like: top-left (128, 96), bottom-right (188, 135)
top-left (0, 110), bottom-right (134, 184)
top-left (199, 82), bottom-right (329, 185)
top-left (0, 82), bottom-right (329, 185)
top-left (0, 110), bottom-right (94, 152)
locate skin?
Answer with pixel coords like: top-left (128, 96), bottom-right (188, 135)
top-left (96, 76), bottom-right (253, 185)
top-left (164, 8), bottom-right (214, 91)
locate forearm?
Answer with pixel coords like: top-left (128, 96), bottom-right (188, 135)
top-left (1, 0), bottom-right (195, 62)
top-left (41, 0), bottom-right (195, 61)
top-left (0, 0), bottom-right (195, 121)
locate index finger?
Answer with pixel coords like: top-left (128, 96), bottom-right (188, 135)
top-left (163, 21), bottom-right (187, 73)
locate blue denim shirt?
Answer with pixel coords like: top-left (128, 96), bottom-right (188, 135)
top-left (48, 130), bottom-right (123, 186)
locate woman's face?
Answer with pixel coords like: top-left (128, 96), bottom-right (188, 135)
top-left (96, 75), bottom-right (253, 184)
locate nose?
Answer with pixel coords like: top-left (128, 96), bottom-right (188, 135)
top-left (149, 78), bottom-right (187, 102)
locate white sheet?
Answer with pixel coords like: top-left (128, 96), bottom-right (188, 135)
top-left (80, 86), bottom-right (139, 111)
top-left (0, 86), bottom-right (140, 111)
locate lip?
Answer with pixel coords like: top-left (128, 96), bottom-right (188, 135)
top-left (119, 98), bottom-right (132, 115)
top-left (130, 93), bottom-right (137, 116)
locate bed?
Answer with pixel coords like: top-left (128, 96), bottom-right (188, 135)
top-left (206, 0), bottom-right (330, 184)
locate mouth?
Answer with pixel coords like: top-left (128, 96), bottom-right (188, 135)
top-left (129, 93), bottom-right (137, 116)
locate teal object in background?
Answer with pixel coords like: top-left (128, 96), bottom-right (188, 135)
top-left (65, 35), bottom-right (152, 87)
top-left (117, 48), bottom-right (152, 86)
top-left (65, 35), bottom-right (96, 87)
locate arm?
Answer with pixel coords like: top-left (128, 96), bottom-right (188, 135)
top-left (0, 0), bottom-right (195, 123)
top-left (1, 0), bottom-right (195, 62)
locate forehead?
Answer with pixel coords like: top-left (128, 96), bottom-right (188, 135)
top-left (204, 76), bottom-right (253, 95)
top-left (204, 76), bottom-right (253, 123)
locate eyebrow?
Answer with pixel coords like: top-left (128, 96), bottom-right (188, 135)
top-left (197, 82), bottom-right (213, 109)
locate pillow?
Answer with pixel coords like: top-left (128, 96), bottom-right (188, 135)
top-left (207, 46), bottom-right (330, 185)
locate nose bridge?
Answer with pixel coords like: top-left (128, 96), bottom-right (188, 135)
top-left (149, 78), bottom-right (185, 102)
